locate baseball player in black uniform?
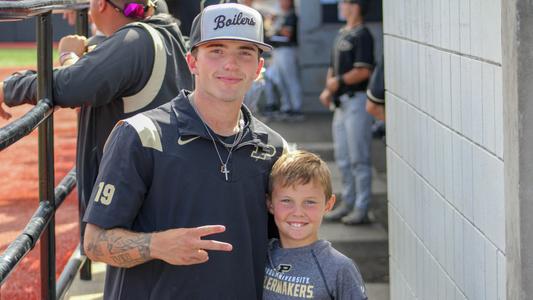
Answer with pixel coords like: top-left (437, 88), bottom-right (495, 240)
top-left (366, 58), bottom-right (385, 121)
top-left (0, 0), bottom-right (193, 228)
top-left (320, 0), bottom-right (374, 225)
top-left (83, 3), bottom-right (287, 299)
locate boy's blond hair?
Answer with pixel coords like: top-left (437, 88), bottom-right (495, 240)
top-left (269, 150), bottom-right (332, 200)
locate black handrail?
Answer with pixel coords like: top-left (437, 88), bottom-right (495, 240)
top-left (56, 245), bottom-right (86, 299)
top-left (0, 168), bottom-right (76, 284)
top-left (54, 167), bottom-right (76, 208)
top-left (0, 202), bottom-right (54, 284)
top-left (0, 1), bottom-right (90, 299)
top-left (0, 165), bottom-right (77, 284)
top-left (0, 0), bottom-right (88, 20)
top-left (0, 98), bottom-right (53, 151)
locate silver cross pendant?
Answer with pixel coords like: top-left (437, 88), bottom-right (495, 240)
top-left (221, 164), bottom-right (230, 181)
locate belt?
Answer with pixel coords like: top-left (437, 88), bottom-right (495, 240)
top-left (341, 90), bottom-right (364, 97)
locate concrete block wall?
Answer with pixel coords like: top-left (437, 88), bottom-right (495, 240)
top-left (383, 0), bottom-right (505, 298)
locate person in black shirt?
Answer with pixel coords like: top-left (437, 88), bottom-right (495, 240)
top-left (83, 4), bottom-right (287, 298)
top-left (320, 0), bottom-right (374, 225)
top-left (0, 0), bottom-right (193, 239)
top-left (366, 58), bottom-right (385, 121)
top-left (264, 0), bottom-right (303, 119)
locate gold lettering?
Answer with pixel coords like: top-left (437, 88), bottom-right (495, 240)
top-left (299, 284), bottom-right (307, 297)
top-left (287, 283), bottom-right (294, 296)
top-left (294, 284), bottom-right (299, 296)
top-left (94, 182), bottom-right (104, 202)
top-left (265, 277), bottom-right (273, 290)
top-left (307, 285), bottom-right (314, 298)
top-left (251, 144), bottom-right (276, 160)
top-left (101, 184), bottom-right (115, 205)
top-left (275, 279), bottom-right (283, 293)
top-left (93, 182), bottom-right (115, 205)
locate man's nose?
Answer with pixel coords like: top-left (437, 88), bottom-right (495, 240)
top-left (223, 54), bottom-right (239, 70)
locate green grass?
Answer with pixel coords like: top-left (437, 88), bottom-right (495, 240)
top-left (0, 48), bottom-right (59, 68)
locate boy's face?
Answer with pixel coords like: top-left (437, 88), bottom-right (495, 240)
top-left (187, 40), bottom-right (264, 104)
top-left (268, 180), bottom-right (335, 248)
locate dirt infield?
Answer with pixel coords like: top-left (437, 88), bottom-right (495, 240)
top-left (0, 68), bottom-right (80, 299)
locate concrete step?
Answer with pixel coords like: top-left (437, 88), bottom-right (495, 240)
top-left (65, 262), bottom-right (105, 300)
top-left (258, 113), bottom-right (334, 144)
top-left (296, 139), bottom-right (387, 170)
top-left (366, 283), bottom-right (390, 300)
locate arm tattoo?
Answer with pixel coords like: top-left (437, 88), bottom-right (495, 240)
top-left (88, 227), bottom-right (152, 268)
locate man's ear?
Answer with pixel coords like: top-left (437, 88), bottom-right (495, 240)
top-left (97, 0), bottom-right (107, 13)
top-left (186, 52), bottom-right (198, 75)
top-left (254, 57), bottom-right (265, 79)
top-left (325, 194), bottom-right (336, 212)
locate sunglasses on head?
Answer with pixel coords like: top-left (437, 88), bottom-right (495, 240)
top-left (106, 0), bottom-right (147, 19)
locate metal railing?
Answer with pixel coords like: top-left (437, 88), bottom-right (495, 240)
top-left (0, 1), bottom-right (90, 299)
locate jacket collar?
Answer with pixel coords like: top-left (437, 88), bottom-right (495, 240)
top-left (171, 90), bottom-right (270, 146)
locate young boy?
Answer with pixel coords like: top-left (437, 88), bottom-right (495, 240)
top-left (264, 150), bottom-right (368, 299)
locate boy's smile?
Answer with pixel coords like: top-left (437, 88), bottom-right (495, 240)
top-left (269, 181), bottom-right (335, 248)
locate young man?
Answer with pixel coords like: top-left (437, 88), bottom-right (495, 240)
top-left (0, 0), bottom-right (193, 226)
top-left (264, 150), bottom-right (368, 299)
top-left (83, 3), bottom-right (287, 299)
top-left (319, 0), bottom-right (374, 225)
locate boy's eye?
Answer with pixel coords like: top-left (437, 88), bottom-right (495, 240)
top-left (280, 199), bottom-right (293, 206)
top-left (304, 200), bottom-right (317, 206)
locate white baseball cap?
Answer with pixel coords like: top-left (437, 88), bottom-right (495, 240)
top-left (189, 3), bottom-right (272, 52)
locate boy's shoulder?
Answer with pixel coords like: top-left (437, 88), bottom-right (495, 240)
top-left (315, 241), bottom-right (368, 299)
top-left (314, 240), bottom-right (357, 268)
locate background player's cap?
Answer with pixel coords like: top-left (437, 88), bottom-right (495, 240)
top-left (189, 3), bottom-right (272, 52)
top-left (341, 0), bottom-right (369, 15)
top-left (341, 0), bottom-right (367, 3)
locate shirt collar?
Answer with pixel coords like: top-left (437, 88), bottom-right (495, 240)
top-left (171, 90), bottom-right (270, 146)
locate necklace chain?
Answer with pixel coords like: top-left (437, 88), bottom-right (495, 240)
top-left (189, 97), bottom-right (245, 181)
top-left (213, 116), bottom-right (245, 148)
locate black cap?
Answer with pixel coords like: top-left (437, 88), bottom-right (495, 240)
top-left (342, 0), bottom-right (367, 3)
top-left (341, 0), bottom-right (369, 14)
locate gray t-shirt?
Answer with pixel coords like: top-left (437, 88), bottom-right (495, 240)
top-left (264, 239), bottom-right (368, 300)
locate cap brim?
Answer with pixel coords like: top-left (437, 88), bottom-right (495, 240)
top-left (193, 37), bottom-right (272, 52)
